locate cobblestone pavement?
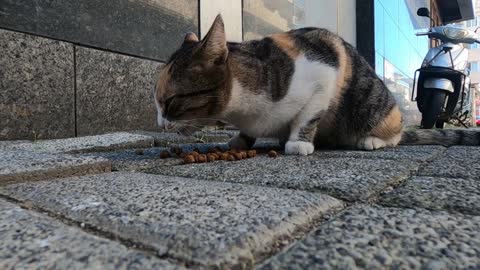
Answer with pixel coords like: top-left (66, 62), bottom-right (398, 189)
top-left (1, 131), bottom-right (479, 269)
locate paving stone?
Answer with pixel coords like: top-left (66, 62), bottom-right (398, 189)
top-left (130, 131), bottom-right (230, 147)
top-left (418, 146), bottom-right (480, 179)
top-left (86, 147), bottom-right (182, 171)
top-left (3, 132), bottom-right (154, 154)
top-left (380, 176), bottom-right (480, 215)
top-left (316, 145), bottom-right (445, 161)
top-left (0, 199), bottom-right (181, 270)
top-left (0, 172), bottom-right (344, 269)
top-left (145, 155), bottom-right (417, 202)
top-left (0, 150), bottom-right (110, 184)
top-left (258, 205), bottom-right (480, 270)
top-left (0, 140), bottom-right (30, 150)
top-left (202, 129), bottom-right (239, 138)
top-left (87, 140), bottom-right (283, 172)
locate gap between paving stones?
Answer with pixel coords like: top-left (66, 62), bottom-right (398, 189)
top-left (257, 204), bottom-right (480, 269)
top-left (0, 172), bottom-right (346, 269)
top-left (251, 203), bottom-right (347, 268)
top-left (0, 199), bottom-right (184, 270)
top-left (0, 193), bottom-right (191, 268)
top-left (144, 156), bottom-right (420, 203)
top-left (0, 190), bottom-right (349, 270)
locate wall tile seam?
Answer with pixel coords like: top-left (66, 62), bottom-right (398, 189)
top-left (0, 26), bottom-right (167, 64)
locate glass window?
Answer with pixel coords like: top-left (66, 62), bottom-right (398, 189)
top-left (242, 0), bottom-right (341, 40)
top-left (375, 0), bottom-right (429, 127)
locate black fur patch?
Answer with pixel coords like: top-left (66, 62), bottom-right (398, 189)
top-left (227, 38), bottom-right (295, 101)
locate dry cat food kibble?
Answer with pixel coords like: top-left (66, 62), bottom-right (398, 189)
top-left (233, 152), bottom-right (243, 160)
top-left (207, 153), bottom-right (217, 162)
top-left (220, 153), bottom-right (229, 161)
top-left (267, 150), bottom-right (278, 158)
top-left (170, 146), bottom-right (183, 156)
top-left (178, 146), bottom-right (279, 164)
top-left (197, 154), bottom-right (207, 163)
top-left (159, 150), bottom-right (171, 159)
top-left (183, 155), bottom-right (196, 164)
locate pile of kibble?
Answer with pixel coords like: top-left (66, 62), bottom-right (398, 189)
top-left (158, 146), bottom-right (278, 164)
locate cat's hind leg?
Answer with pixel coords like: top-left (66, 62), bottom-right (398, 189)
top-left (356, 106), bottom-right (403, 151)
top-left (228, 131), bottom-right (256, 149)
top-left (356, 135), bottom-right (401, 150)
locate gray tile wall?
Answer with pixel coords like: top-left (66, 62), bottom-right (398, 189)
top-left (0, 0), bottom-right (198, 61)
top-left (0, 29), bottom-right (163, 140)
top-left (0, 29), bottom-right (75, 140)
top-left (76, 47), bottom-right (162, 136)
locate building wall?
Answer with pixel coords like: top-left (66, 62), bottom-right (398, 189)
top-left (0, 0), bottom-right (196, 140)
top-left (243, 0), bottom-right (356, 45)
top-left (374, 0), bottom-right (431, 127)
top-left (200, 0), bottom-right (243, 42)
top-left (1, 0), bottom-right (358, 140)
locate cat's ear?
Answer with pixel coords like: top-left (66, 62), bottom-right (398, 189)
top-left (197, 14), bottom-right (228, 64)
top-left (183, 32), bottom-right (199, 43)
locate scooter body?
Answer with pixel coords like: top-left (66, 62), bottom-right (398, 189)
top-left (413, 24), bottom-right (478, 128)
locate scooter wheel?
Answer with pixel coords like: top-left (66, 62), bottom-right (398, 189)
top-left (420, 90), bottom-right (447, 129)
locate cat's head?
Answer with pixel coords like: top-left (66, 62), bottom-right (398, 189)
top-left (154, 15), bottom-right (230, 130)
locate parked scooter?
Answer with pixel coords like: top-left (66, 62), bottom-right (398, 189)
top-left (412, 7), bottom-right (480, 128)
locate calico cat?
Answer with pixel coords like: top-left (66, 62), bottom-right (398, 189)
top-left (154, 15), bottom-right (480, 155)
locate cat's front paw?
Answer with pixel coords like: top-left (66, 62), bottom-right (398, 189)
top-left (228, 135), bottom-right (252, 150)
top-left (285, 141), bottom-right (314, 156)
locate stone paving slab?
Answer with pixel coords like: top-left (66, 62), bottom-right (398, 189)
top-left (418, 146), bottom-right (480, 179)
top-left (0, 140), bottom-right (30, 150)
top-left (258, 205), bottom-right (480, 270)
top-left (316, 145), bottom-right (445, 161)
top-left (0, 150), bottom-right (110, 184)
top-left (86, 147), bottom-right (182, 171)
top-left (130, 131), bottom-right (231, 147)
top-left (146, 155), bottom-right (417, 202)
top-left (0, 199), bottom-right (181, 270)
top-left (2, 132), bottom-right (154, 154)
top-left (0, 172), bottom-right (344, 269)
top-left (380, 176), bottom-right (480, 215)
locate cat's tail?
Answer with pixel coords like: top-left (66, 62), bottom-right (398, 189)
top-left (400, 129), bottom-right (480, 146)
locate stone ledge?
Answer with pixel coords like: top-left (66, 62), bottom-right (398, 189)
top-left (2, 132), bottom-right (154, 154)
top-left (0, 150), bottom-right (111, 184)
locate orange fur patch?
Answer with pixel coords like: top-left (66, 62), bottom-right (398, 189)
top-left (270, 33), bottom-right (300, 59)
top-left (371, 106), bottom-right (403, 139)
top-left (156, 64), bottom-right (171, 100)
top-left (332, 39), bottom-right (352, 98)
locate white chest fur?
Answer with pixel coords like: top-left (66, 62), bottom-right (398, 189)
top-left (224, 55), bottom-right (338, 139)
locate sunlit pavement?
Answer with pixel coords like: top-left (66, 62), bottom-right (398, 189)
top-left (1, 131), bottom-right (479, 269)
